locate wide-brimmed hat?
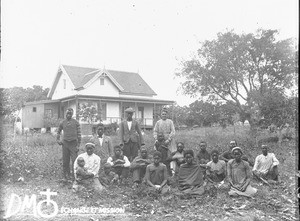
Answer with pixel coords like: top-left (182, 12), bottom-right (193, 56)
top-left (231, 146), bottom-right (243, 154)
top-left (125, 107), bottom-right (135, 113)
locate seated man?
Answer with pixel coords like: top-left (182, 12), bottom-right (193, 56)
top-left (206, 150), bottom-right (226, 183)
top-left (178, 150), bottom-right (205, 196)
top-left (166, 142), bottom-right (185, 176)
top-left (73, 143), bottom-right (104, 193)
top-left (130, 148), bottom-right (152, 188)
top-left (99, 163), bottom-right (119, 187)
top-left (252, 144), bottom-right (279, 182)
top-left (145, 151), bottom-right (169, 194)
top-left (227, 147), bottom-right (257, 197)
top-left (107, 145), bottom-right (131, 183)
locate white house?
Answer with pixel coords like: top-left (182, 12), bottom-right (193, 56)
top-left (22, 64), bottom-right (174, 134)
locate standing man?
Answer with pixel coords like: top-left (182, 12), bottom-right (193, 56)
top-left (153, 108), bottom-right (176, 169)
top-left (57, 108), bottom-right (81, 182)
top-left (119, 107), bottom-right (145, 162)
top-left (90, 123), bottom-right (113, 159)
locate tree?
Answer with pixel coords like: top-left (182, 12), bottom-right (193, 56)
top-left (2, 86), bottom-right (49, 118)
top-left (176, 29), bottom-right (296, 129)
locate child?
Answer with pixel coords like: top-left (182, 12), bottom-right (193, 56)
top-left (74, 157), bottom-right (93, 190)
top-left (99, 163), bottom-right (119, 187)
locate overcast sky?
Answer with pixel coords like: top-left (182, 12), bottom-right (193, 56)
top-left (0, 0), bottom-right (298, 106)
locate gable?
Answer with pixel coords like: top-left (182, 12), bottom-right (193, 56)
top-left (48, 64), bottom-right (157, 99)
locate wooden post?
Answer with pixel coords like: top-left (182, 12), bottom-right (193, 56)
top-left (120, 101), bottom-right (123, 122)
top-left (75, 96), bottom-right (79, 120)
top-left (135, 102), bottom-right (137, 120)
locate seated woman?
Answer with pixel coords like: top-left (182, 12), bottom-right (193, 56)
top-left (73, 143), bottom-right (104, 193)
top-left (107, 145), bottom-right (130, 183)
top-left (227, 147), bottom-right (257, 197)
top-left (99, 163), bottom-right (119, 187)
top-left (145, 151), bottom-right (169, 194)
top-left (166, 142), bottom-right (185, 177)
top-left (206, 150), bottom-right (226, 183)
top-left (178, 150), bottom-right (205, 196)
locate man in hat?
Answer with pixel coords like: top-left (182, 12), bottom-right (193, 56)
top-left (119, 107), bottom-right (145, 162)
top-left (227, 147), bottom-right (257, 197)
top-left (90, 123), bottom-right (113, 159)
top-left (252, 144), bottom-right (280, 182)
top-left (57, 108), bottom-right (81, 181)
top-left (72, 143), bottom-right (104, 193)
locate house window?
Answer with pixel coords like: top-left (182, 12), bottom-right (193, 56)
top-left (63, 79), bottom-right (66, 89)
top-left (100, 78), bottom-right (104, 85)
top-left (45, 109), bottom-right (53, 118)
top-left (33, 107), bottom-right (37, 112)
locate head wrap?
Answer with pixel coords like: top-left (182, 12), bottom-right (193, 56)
top-left (230, 140), bottom-right (237, 144)
top-left (153, 151), bottom-right (162, 158)
top-left (261, 144), bottom-right (268, 148)
top-left (184, 149), bottom-right (194, 157)
top-left (231, 147), bottom-right (243, 154)
top-left (85, 142), bottom-right (95, 148)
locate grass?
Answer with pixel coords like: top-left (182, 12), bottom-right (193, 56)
top-left (0, 125), bottom-right (298, 221)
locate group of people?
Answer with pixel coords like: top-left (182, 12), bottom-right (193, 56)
top-left (57, 107), bottom-right (280, 198)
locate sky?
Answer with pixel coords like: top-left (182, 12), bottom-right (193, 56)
top-left (0, 0), bottom-right (298, 106)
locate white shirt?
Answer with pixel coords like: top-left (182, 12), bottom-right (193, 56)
top-left (74, 153), bottom-right (101, 178)
top-left (127, 121), bottom-right (132, 130)
top-left (107, 155), bottom-right (131, 167)
top-left (98, 137), bottom-right (103, 146)
top-left (252, 153), bottom-right (279, 174)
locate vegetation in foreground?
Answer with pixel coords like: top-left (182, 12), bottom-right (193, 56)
top-left (0, 125), bottom-right (298, 221)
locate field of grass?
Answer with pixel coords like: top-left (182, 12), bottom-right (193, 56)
top-left (0, 125), bottom-right (298, 221)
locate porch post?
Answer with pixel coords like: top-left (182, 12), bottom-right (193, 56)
top-left (135, 102), bottom-right (137, 120)
top-left (75, 96), bottom-right (79, 120)
top-left (153, 103), bottom-right (156, 127)
top-left (120, 101), bottom-right (123, 122)
top-left (58, 102), bottom-right (61, 119)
